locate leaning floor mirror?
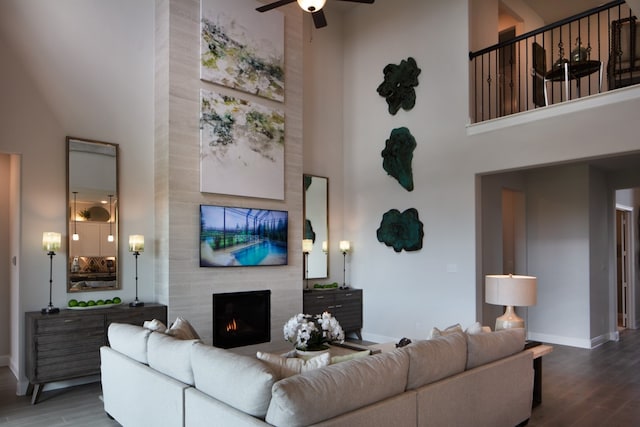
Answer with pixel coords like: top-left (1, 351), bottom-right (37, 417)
top-left (67, 137), bottom-right (120, 292)
top-left (303, 174), bottom-right (328, 279)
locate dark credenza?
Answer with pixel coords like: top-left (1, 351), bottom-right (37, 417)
top-left (303, 289), bottom-right (362, 340)
top-left (25, 303), bottom-right (167, 404)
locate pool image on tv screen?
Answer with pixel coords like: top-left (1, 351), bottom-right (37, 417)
top-left (200, 205), bottom-right (288, 267)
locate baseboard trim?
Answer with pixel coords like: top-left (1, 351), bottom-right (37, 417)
top-left (527, 332), bottom-right (594, 349)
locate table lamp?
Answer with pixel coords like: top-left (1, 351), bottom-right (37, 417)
top-left (339, 240), bottom-right (351, 289)
top-left (129, 235), bottom-right (145, 307)
top-left (485, 274), bottom-right (537, 330)
top-left (42, 232), bottom-right (61, 314)
top-left (302, 239), bottom-right (313, 290)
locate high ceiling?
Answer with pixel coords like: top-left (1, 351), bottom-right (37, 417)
top-left (520, 0), bottom-right (636, 24)
top-left (520, 0), bottom-right (604, 24)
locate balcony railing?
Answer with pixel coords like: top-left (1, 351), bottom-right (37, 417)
top-left (469, 0), bottom-right (639, 123)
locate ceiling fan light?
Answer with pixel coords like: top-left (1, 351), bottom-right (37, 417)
top-left (297, 0), bottom-right (326, 12)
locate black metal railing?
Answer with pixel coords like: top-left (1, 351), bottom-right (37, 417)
top-left (469, 0), bottom-right (639, 123)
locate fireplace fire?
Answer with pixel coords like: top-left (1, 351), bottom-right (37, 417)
top-left (212, 290), bottom-right (271, 349)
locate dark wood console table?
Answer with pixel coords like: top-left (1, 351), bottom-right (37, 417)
top-left (25, 303), bottom-right (167, 404)
top-left (303, 288), bottom-right (363, 340)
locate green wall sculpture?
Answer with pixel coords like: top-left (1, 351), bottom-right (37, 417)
top-left (376, 57), bottom-right (421, 115)
top-left (376, 208), bottom-right (424, 252)
top-left (381, 127), bottom-right (416, 191)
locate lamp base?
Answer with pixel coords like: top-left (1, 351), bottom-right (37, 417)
top-left (41, 306), bottom-right (60, 314)
top-left (129, 300), bottom-right (145, 307)
top-left (495, 305), bottom-right (525, 330)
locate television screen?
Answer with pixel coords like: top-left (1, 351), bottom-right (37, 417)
top-left (200, 205), bottom-right (288, 267)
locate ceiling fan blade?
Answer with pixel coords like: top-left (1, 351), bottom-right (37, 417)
top-left (312, 10), bottom-right (328, 28)
top-left (335, 0), bottom-right (375, 3)
top-left (256, 0), bottom-right (296, 13)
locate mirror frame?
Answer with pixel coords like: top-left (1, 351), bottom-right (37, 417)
top-left (66, 137), bottom-right (120, 292)
top-left (303, 174), bottom-right (329, 279)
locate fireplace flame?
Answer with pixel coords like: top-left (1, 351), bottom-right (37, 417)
top-left (226, 318), bottom-right (238, 332)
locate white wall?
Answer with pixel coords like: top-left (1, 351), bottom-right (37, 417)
top-left (324, 0), bottom-right (640, 344)
top-left (302, 6), bottom-right (346, 285)
top-left (0, 0), bottom-right (155, 389)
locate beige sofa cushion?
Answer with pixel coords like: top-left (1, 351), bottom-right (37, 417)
top-left (404, 331), bottom-right (467, 390)
top-left (266, 349), bottom-right (410, 427)
top-left (147, 331), bottom-right (200, 385)
top-left (466, 328), bottom-right (525, 369)
top-left (107, 323), bottom-right (152, 364)
top-left (256, 351), bottom-right (330, 379)
top-left (191, 343), bottom-right (277, 418)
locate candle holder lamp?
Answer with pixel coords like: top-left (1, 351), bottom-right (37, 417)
top-left (339, 240), bottom-right (351, 289)
top-left (129, 235), bottom-right (145, 307)
top-left (41, 232), bottom-right (61, 314)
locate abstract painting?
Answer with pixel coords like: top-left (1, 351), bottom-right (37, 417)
top-left (200, 89), bottom-right (285, 200)
top-left (200, 0), bottom-right (285, 102)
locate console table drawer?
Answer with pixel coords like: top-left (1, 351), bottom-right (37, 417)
top-left (34, 315), bottom-right (104, 334)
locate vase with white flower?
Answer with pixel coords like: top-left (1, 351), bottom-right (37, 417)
top-left (283, 312), bottom-right (345, 356)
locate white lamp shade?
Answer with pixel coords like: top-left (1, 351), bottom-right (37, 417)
top-left (129, 235), bottom-right (144, 252)
top-left (321, 241), bottom-right (328, 253)
top-left (485, 274), bottom-right (537, 307)
top-left (339, 240), bottom-right (351, 253)
top-left (302, 239), bottom-right (313, 253)
top-left (42, 232), bottom-right (61, 252)
top-left (297, 0), bottom-right (326, 12)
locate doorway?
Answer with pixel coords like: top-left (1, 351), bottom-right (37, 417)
top-left (616, 207), bottom-right (632, 330)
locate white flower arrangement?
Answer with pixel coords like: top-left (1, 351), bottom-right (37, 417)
top-left (283, 312), bottom-right (345, 351)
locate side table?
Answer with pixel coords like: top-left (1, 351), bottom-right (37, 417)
top-left (525, 343), bottom-right (553, 407)
top-left (544, 60), bottom-right (602, 105)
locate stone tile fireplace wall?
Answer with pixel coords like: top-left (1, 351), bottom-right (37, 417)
top-left (154, 0), bottom-right (303, 355)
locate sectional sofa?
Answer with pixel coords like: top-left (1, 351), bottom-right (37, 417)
top-left (100, 323), bottom-right (533, 427)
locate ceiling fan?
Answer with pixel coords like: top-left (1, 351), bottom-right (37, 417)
top-left (256, 0), bottom-right (374, 29)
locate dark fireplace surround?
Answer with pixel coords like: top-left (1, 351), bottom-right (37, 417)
top-left (212, 290), bottom-right (271, 349)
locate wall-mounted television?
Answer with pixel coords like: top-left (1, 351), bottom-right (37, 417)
top-left (200, 205), bottom-right (288, 267)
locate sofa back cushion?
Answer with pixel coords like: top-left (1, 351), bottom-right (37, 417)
top-left (466, 328), bottom-right (525, 369)
top-left (107, 323), bottom-right (152, 364)
top-left (266, 349), bottom-right (410, 427)
top-left (147, 332), bottom-right (200, 385)
top-left (403, 331), bottom-right (467, 390)
top-left (191, 343), bottom-right (277, 418)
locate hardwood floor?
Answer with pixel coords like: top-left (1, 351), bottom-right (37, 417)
top-left (1, 329), bottom-right (639, 426)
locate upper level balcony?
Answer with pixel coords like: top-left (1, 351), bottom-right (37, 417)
top-left (469, 0), bottom-right (640, 124)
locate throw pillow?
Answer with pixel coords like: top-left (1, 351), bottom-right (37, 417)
top-left (430, 323), bottom-right (462, 338)
top-left (165, 316), bottom-right (200, 340)
top-left (256, 351), bottom-right (330, 379)
top-left (466, 328), bottom-right (525, 369)
top-left (330, 349), bottom-right (371, 364)
top-left (465, 321), bottom-right (491, 335)
top-left (143, 318), bottom-right (167, 333)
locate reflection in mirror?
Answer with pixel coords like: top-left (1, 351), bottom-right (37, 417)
top-left (67, 137), bottom-right (119, 292)
top-left (303, 175), bottom-right (328, 279)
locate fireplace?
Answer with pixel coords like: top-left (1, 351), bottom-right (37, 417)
top-left (212, 290), bottom-right (271, 348)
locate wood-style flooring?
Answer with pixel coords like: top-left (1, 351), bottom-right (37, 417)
top-left (1, 328), bottom-right (640, 426)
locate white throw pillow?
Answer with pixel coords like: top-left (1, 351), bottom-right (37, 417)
top-left (143, 318), bottom-right (167, 333)
top-left (165, 316), bottom-right (200, 340)
top-left (256, 351), bottom-right (330, 379)
top-left (465, 321), bottom-right (491, 335)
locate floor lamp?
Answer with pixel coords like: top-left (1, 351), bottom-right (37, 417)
top-left (129, 235), bottom-right (145, 307)
top-left (42, 232), bottom-right (61, 314)
top-left (485, 274), bottom-right (537, 331)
